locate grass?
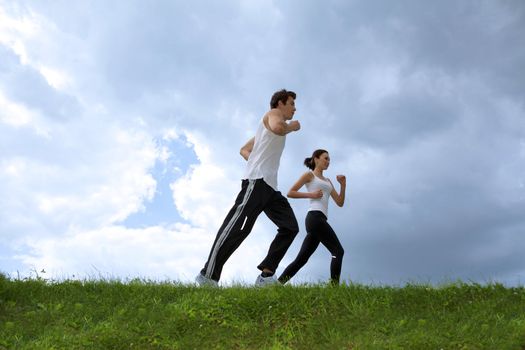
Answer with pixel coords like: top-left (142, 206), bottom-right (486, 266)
top-left (1, 272), bottom-right (524, 349)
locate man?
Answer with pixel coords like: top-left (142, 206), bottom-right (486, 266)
top-left (196, 89), bottom-right (301, 286)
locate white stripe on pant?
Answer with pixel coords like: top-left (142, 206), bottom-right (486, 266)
top-left (205, 179), bottom-right (256, 278)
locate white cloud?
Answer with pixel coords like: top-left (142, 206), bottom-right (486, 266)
top-left (0, 112), bottom-right (160, 240)
top-left (0, 4), bottom-right (39, 64)
top-left (0, 91), bottom-right (33, 127)
top-left (16, 224), bottom-right (210, 281)
top-left (0, 3), bottom-right (74, 91)
top-left (170, 130), bottom-right (239, 230)
top-left (37, 65), bottom-right (71, 90)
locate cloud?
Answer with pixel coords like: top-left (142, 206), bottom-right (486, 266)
top-left (0, 114), bottom-right (159, 238)
top-left (16, 224), bottom-right (208, 281)
top-left (1, 0), bottom-right (524, 286)
top-left (170, 131), bottom-right (239, 229)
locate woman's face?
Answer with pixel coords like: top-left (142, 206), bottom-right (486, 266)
top-left (315, 152), bottom-right (330, 170)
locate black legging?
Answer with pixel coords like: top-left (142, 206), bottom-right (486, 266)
top-left (278, 210), bottom-right (344, 284)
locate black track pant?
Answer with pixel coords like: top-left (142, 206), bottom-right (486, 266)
top-left (201, 179), bottom-right (299, 281)
top-left (278, 210), bottom-right (344, 284)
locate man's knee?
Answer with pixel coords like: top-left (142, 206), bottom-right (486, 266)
top-left (289, 225), bottom-right (299, 238)
top-left (333, 247), bottom-right (344, 259)
top-left (278, 223), bottom-right (299, 237)
top-left (295, 255), bottom-right (310, 266)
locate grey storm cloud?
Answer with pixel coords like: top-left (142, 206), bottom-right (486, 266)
top-left (262, 1), bottom-right (525, 285)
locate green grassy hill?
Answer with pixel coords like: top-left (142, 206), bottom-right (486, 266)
top-left (1, 273), bottom-right (524, 349)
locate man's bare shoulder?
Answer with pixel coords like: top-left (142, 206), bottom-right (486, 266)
top-left (263, 109), bottom-right (285, 132)
top-left (265, 109), bottom-right (284, 120)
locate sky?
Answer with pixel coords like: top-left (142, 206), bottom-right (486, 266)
top-left (1, 0), bottom-right (524, 286)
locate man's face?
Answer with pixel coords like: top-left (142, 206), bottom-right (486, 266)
top-left (280, 96), bottom-right (296, 120)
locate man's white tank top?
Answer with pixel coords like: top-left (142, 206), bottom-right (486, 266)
top-left (244, 118), bottom-right (286, 190)
top-left (305, 172), bottom-right (333, 217)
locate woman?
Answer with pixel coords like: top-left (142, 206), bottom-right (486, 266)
top-left (278, 149), bottom-right (346, 285)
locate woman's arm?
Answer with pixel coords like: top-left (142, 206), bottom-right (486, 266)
top-left (330, 175), bottom-right (346, 207)
top-left (287, 172), bottom-right (322, 199)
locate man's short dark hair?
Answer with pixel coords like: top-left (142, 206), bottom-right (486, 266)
top-left (270, 89), bottom-right (296, 108)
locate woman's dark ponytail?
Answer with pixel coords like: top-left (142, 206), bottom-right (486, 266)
top-left (304, 157), bottom-right (315, 170)
top-left (304, 149), bottom-right (328, 170)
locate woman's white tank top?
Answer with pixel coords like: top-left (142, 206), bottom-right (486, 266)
top-left (243, 118), bottom-right (286, 190)
top-left (305, 171), bottom-right (333, 217)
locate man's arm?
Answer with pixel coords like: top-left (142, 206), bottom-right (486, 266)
top-left (240, 137), bottom-right (255, 161)
top-left (266, 111), bottom-right (301, 136)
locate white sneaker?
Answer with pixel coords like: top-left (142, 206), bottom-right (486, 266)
top-left (255, 274), bottom-right (280, 287)
top-left (195, 272), bottom-right (218, 287)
